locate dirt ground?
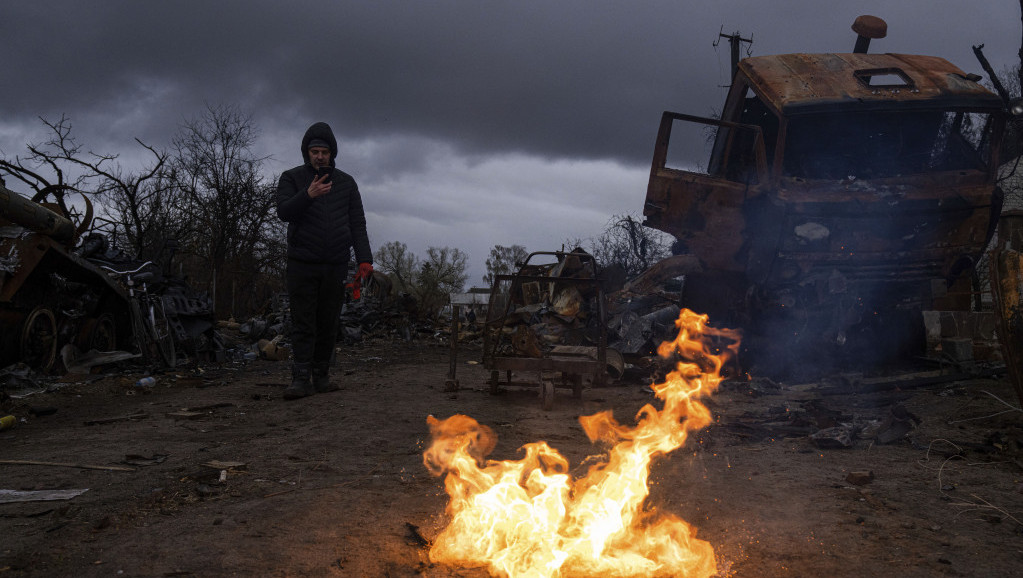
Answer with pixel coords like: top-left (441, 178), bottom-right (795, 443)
top-left (1, 336), bottom-right (1021, 578)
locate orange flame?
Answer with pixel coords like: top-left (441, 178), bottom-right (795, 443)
top-left (424, 309), bottom-right (739, 577)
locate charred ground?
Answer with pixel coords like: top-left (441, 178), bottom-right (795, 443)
top-left (1, 337), bottom-right (1021, 578)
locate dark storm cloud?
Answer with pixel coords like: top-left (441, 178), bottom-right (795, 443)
top-left (3, 1), bottom-right (1021, 281)
top-left (4, 1), bottom-right (1019, 167)
top-left (4, 1), bottom-right (704, 165)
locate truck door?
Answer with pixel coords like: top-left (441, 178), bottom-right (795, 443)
top-left (642, 112), bottom-right (768, 272)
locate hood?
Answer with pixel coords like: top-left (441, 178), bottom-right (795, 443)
top-left (300, 122), bottom-right (338, 166)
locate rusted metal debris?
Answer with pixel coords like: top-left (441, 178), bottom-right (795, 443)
top-left (640, 15), bottom-right (1010, 378)
top-left (481, 250), bottom-right (610, 409)
top-left (460, 249), bottom-right (714, 407)
top-left (0, 183), bottom-right (220, 375)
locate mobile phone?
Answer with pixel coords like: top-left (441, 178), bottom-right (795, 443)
top-left (317, 166), bottom-right (332, 179)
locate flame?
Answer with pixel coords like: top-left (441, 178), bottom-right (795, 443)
top-left (423, 309), bottom-right (739, 577)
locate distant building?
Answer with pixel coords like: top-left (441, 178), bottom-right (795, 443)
top-left (448, 290), bottom-right (491, 322)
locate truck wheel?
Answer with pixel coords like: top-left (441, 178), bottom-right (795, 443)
top-left (78, 313), bottom-right (117, 352)
top-left (21, 306), bottom-right (57, 373)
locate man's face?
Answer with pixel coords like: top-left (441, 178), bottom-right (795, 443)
top-left (308, 146), bottom-right (331, 169)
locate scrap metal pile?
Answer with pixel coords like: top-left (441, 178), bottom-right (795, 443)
top-left (480, 250), bottom-right (705, 392)
top-left (484, 250), bottom-right (605, 359)
top-left (0, 182), bottom-right (220, 375)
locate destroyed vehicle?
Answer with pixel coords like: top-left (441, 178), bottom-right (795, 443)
top-left (0, 183), bottom-right (218, 373)
top-left (642, 16), bottom-right (1008, 375)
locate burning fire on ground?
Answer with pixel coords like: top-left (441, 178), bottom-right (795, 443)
top-left (423, 309), bottom-right (740, 577)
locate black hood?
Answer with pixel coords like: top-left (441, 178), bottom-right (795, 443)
top-left (300, 122), bottom-right (338, 166)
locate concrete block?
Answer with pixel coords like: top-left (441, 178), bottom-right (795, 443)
top-left (940, 337), bottom-right (974, 362)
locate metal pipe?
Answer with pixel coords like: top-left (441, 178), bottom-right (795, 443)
top-left (0, 184), bottom-right (75, 243)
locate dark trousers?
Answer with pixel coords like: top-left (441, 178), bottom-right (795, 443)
top-left (286, 259), bottom-right (347, 366)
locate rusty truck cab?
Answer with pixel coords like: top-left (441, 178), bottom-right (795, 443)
top-left (643, 49), bottom-right (1005, 375)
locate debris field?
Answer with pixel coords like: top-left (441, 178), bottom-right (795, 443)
top-left (1, 336), bottom-right (1021, 577)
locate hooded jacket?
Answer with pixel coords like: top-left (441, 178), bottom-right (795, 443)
top-left (276, 122), bottom-right (372, 265)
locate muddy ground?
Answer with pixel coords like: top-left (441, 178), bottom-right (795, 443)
top-left (1, 336), bottom-right (1021, 577)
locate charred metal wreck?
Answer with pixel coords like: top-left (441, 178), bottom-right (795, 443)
top-left (642, 16), bottom-right (1011, 376)
top-left (0, 183), bottom-right (219, 373)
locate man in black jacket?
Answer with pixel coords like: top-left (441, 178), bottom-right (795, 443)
top-left (276, 122), bottom-right (373, 399)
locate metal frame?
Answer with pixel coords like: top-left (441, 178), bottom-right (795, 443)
top-left (481, 251), bottom-right (608, 410)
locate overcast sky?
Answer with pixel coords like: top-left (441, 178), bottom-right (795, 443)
top-left (2, 1), bottom-right (1020, 285)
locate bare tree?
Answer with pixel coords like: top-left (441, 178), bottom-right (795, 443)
top-left (483, 244), bottom-right (529, 286)
top-left (1, 112), bottom-right (286, 319)
top-left (0, 115), bottom-right (186, 260)
top-left (589, 214), bottom-right (672, 277)
top-left (170, 104), bottom-right (281, 317)
top-left (970, 3), bottom-right (1023, 303)
top-left (996, 62), bottom-right (1023, 211)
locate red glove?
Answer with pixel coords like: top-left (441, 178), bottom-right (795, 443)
top-left (357, 262), bottom-right (373, 281)
top-left (347, 277), bottom-right (362, 300)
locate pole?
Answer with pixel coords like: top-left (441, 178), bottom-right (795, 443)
top-left (718, 31), bottom-right (753, 80)
top-left (445, 304), bottom-right (460, 392)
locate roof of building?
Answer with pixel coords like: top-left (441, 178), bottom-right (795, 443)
top-left (449, 292), bottom-right (490, 306)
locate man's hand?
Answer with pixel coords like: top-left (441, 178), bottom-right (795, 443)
top-left (307, 174), bottom-right (331, 199)
top-left (357, 262), bottom-right (373, 281)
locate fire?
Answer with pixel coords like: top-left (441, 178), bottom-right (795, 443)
top-left (423, 309), bottom-right (739, 577)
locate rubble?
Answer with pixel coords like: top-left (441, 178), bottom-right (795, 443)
top-left (810, 425), bottom-right (858, 449)
top-left (845, 471), bottom-right (875, 486)
top-left (257, 336), bottom-right (289, 361)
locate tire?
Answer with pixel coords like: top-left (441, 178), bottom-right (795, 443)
top-left (78, 313), bottom-right (117, 352)
top-left (129, 299), bottom-right (155, 362)
top-left (20, 306), bottom-right (57, 372)
top-left (146, 297), bottom-right (176, 368)
top-left (130, 298), bottom-right (175, 368)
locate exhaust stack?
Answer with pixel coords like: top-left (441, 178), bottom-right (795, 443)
top-left (852, 15), bottom-right (887, 53)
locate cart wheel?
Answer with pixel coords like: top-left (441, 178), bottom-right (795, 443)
top-left (489, 370), bottom-right (500, 394)
top-left (571, 374), bottom-right (583, 399)
top-left (541, 379), bottom-right (555, 411)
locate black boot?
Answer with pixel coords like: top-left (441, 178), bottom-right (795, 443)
top-left (312, 361), bottom-right (339, 393)
top-left (283, 362), bottom-right (314, 400)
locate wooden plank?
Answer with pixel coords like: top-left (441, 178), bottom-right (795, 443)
top-left (83, 412), bottom-right (148, 426)
top-left (166, 411), bottom-right (205, 420)
top-left (0, 459), bottom-right (135, 472)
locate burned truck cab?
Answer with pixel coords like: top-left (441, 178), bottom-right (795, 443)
top-left (643, 19), bottom-right (1005, 374)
